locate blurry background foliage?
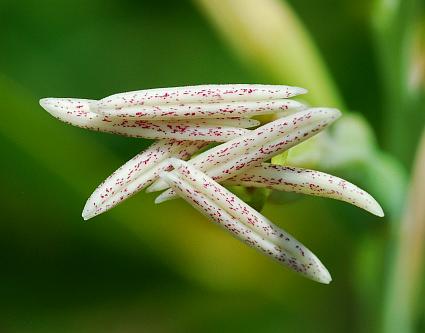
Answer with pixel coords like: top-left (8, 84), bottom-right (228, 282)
top-left (0, 0), bottom-right (424, 332)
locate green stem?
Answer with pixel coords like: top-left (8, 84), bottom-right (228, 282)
top-left (372, 0), bottom-right (425, 165)
top-left (194, 0), bottom-right (344, 107)
top-left (372, 1), bottom-right (425, 331)
top-left (382, 129), bottom-right (425, 333)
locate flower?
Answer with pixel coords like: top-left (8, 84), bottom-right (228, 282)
top-left (40, 84), bottom-right (384, 283)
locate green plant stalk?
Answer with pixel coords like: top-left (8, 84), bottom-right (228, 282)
top-left (382, 129), bottom-right (425, 333)
top-left (372, 1), bottom-right (425, 331)
top-left (372, 0), bottom-right (425, 165)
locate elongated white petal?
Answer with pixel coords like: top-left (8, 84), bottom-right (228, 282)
top-left (82, 140), bottom-right (206, 220)
top-left (39, 98), bottom-right (250, 141)
top-left (151, 108), bottom-right (341, 202)
top-left (110, 118), bottom-right (251, 141)
top-left (95, 84), bottom-right (307, 110)
top-left (162, 159), bottom-right (331, 283)
top-left (95, 99), bottom-right (305, 119)
top-left (224, 163), bottom-right (384, 217)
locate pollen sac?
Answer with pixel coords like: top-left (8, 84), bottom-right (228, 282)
top-left (39, 98), bottom-right (253, 142)
top-left (82, 140), bottom-right (207, 220)
top-left (161, 158), bottom-right (332, 284)
top-left (224, 163), bottom-right (384, 217)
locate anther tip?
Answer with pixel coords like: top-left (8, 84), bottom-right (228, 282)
top-left (372, 204), bottom-right (385, 218)
top-left (39, 98), bottom-right (54, 111)
top-left (295, 87), bottom-right (308, 95)
top-left (81, 201), bottom-right (97, 221)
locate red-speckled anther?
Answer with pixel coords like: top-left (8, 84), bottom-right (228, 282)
top-left (224, 163), bottom-right (384, 217)
top-left (94, 84), bottom-right (307, 110)
top-left (82, 140), bottom-right (207, 220)
top-left (161, 158), bottom-right (332, 284)
top-left (39, 98), bottom-right (256, 142)
top-left (94, 99), bottom-right (305, 120)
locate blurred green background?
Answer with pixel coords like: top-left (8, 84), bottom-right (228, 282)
top-left (1, 0), bottom-right (424, 332)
